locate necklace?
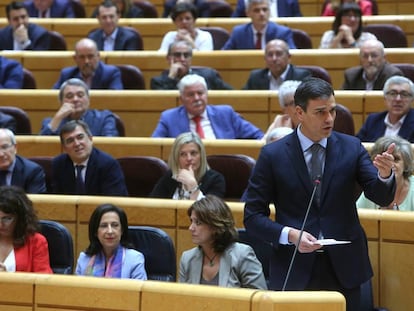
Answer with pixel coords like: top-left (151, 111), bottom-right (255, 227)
top-left (204, 252), bottom-right (218, 267)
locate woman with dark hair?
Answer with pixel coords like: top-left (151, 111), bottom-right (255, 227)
top-left (75, 204), bottom-right (147, 279)
top-left (159, 2), bottom-right (213, 51)
top-left (163, 0), bottom-right (210, 18)
top-left (319, 2), bottom-right (376, 48)
top-left (0, 186), bottom-right (52, 273)
top-left (179, 195), bottom-right (267, 289)
top-left (322, 0), bottom-right (373, 16)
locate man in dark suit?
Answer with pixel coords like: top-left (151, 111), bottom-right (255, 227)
top-left (152, 74), bottom-right (263, 139)
top-left (88, 0), bottom-right (141, 51)
top-left (222, 0), bottom-right (296, 50)
top-left (232, 0), bottom-right (302, 17)
top-left (243, 39), bottom-right (311, 90)
top-left (342, 39), bottom-right (402, 90)
top-left (0, 128), bottom-right (46, 193)
top-left (244, 77), bottom-right (396, 311)
top-left (24, 0), bottom-right (75, 17)
top-left (52, 38), bottom-right (123, 90)
top-left (357, 75), bottom-right (414, 142)
top-left (0, 1), bottom-right (50, 51)
top-left (52, 120), bottom-right (128, 196)
top-left (151, 40), bottom-right (233, 90)
top-left (0, 56), bottom-right (24, 89)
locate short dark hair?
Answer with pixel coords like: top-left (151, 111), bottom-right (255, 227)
top-left (97, 0), bottom-right (119, 15)
top-left (332, 2), bottom-right (363, 39)
top-left (294, 77), bottom-right (334, 111)
top-left (171, 2), bottom-right (198, 21)
top-left (6, 1), bottom-right (27, 19)
top-left (59, 120), bottom-right (92, 144)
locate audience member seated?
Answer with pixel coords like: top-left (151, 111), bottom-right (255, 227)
top-left (41, 78), bottom-right (120, 136)
top-left (0, 186), bottom-right (52, 273)
top-left (222, 0), bottom-right (296, 50)
top-left (342, 39), bottom-right (403, 90)
top-left (159, 2), bottom-right (213, 52)
top-left (0, 1), bottom-right (50, 51)
top-left (179, 195), bottom-right (267, 288)
top-left (151, 40), bottom-right (233, 90)
top-left (357, 136), bottom-right (414, 211)
top-left (0, 128), bottom-right (47, 193)
top-left (152, 74), bottom-right (264, 139)
top-left (51, 120), bottom-right (128, 196)
top-left (322, 0), bottom-right (372, 16)
top-left (76, 203), bottom-right (148, 279)
top-left (91, 0), bottom-right (144, 17)
top-left (357, 76), bottom-right (414, 142)
top-left (52, 38), bottom-right (123, 90)
top-left (319, 2), bottom-right (376, 49)
top-left (163, 0), bottom-right (210, 17)
top-left (149, 132), bottom-right (225, 200)
top-left (24, 0), bottom-right (75, 17)
top-left (242, 39), bottom-right (310, 90)
top-left (0, 113), bottom-right (16, 133)
top-left (0, 56), bottom-right (23, 89)
top-left (88, 0), bottom-right (141, 51)
top-left (232, 0), bottom-right (301, 17)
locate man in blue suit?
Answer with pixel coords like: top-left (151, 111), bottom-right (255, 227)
top-left (0, 128), bottom-right (46, 193)
top-left (357, 75), bottom-right (414, 143)
top-left (52, 120), bottom-right (128, 196)
top-left (152, 74), bottom-right (263, 139)
top-left (53, 38), bottom-right (123, 90)
top-left (0, 56), bottom-right (24, 89)
top-left (232, 0), bottom-right (302, 17)
top-left (222, 0), bottom-right (296, 50)
top-left (24, 0), bottom-right (75, 17)
top-left (88, 0), bottom-right (141, 51)
top-left (0, 1), bottom-right (50, 51)
top-left (244, 78), bottom-right (396, 311)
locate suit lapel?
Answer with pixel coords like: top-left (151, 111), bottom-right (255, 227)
top-left (320, 133), bottom-right (340, 205)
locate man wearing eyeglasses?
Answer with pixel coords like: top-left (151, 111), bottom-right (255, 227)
top-left (357, 75), bottom-right (414, 142)
top-left (150, 40), bottom-right (233, 90)
top-left (342, 39), bottom-right (402, 91)
top-left (0, 128), bottom-right (46, 193)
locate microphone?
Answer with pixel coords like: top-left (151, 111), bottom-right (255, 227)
top-left (281, 176), bottom-right (321, 291)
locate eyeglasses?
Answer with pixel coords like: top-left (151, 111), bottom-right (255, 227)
top-left (0, 144), bottom-right (14, 152)
top-left (0, 216), bottom-right (14, 226)
top-left (171, 52), bottom-right (192, 59)
top-left (385, 91), bottom-right (413, 100)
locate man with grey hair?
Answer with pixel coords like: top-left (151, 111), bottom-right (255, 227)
top-left (357, 75), bottom-right (414, 142)
top-left (152, 74), bottom-right (263, 139)
top-left (40, 78), bottom-right (119, 136)
top-left (342, 39), bottom-right (402, 90)
top-left (0, 128), bottom-right (46, 193)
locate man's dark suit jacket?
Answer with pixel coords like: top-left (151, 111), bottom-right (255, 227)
top-left (0, 112), bottom-right (16, 133)
top-left (52, 61), bottom-right (123, 90)
top-left (342, 63), bottom-right (403, 90)
top-left (244, 131), bottom-right (395, 290)
top-left (51, 147), bottom-right (128, 196)
top-left (232, 0), bottom-right (302, 17)
top-left (149, 169), bottom-right (225, 198)
top-left (242, 65), bottom-right (311, 90)
top-left (24, 0), bottom-right (75, 17)
top-left (222, 22), bottom-right (296, 50)
top-left (357, 108), bottom-right (414, 142)
top-left (11, 155), bottom-right (46, 194)
top-left (0, 23), bottom-right (50, 50)
top-left (150, 67), bottom-right (233, 90)
top-left (88, 27), bottom-right (140, 51)
top-left (0, 56), bottom-right (24, 89)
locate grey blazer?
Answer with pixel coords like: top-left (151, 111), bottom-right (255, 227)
top-left (179, 242), bottom-right (267, 289)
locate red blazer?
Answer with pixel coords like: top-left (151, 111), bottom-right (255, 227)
top-left (322, 0), bottom-right (372, 16)
top-left (14, 233), bottom-right (53, 273)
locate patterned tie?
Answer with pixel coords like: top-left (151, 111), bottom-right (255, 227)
top-left (0, 170), bottom-right (8, 186)
top-left (310, 143), bottom-right (324, 206)
top-left (255, 32), bottom-right (262, 49)
top-left (75, 165), bottom-right (85, 194)
top-left (192, 115), bottom-right (205, 138)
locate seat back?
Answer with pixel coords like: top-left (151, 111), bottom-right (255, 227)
top-left (128, 226), bottom-right (176, 281)
top-left (116, 64), bottom-right (146, 89)
top-left (292, 28), bottom-right (313, 49)
top-left (22, 68), bottom-right (36, 89)
top-left (199, 26), bottom-right (230, 50)
top-left (207, 154), bottom-right (256, 201)
top-left (333, 103), bottom-right (355, 135)
top-left (112, 113), bottom-right (126, 136)
top-left (363, 24), bottom-right (407, 47)
top-left (207, 0), bottom-right (233, 17)
top-left (48, 31), bottom-right (67, 50)
top-left (298, 65), bottom-right (332, 84)
top-left (39, 220), bottom-right (74, 274)
top-left (132, 0), bottom-right (158, 17)
top-left (393, 63), bottom-right (414, 82)
top-left (124, 26), bottom-right (144, 50)
top-left (70, 0), bottom-right (86, 17)
top-left (117, 156), bottom-right (169, 197)
top-left (0, 106), bottom-right (31, 134)
top-left (27, 156), bottom-right (53, 193)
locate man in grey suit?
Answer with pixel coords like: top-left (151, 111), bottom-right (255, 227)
top-left (342, 39), bottom-right (403, 91)
top-left (243, 39), bottom-right (311, 90)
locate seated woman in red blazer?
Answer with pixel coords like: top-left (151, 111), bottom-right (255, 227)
top-left (322, 0), bottom-right (373, 16)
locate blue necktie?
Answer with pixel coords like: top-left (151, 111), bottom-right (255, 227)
top-left (75, 165), bottom-right (85, 194)
top-left (310, 144), bottom-right (324, 206)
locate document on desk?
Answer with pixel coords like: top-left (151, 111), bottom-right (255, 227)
top-left (315, 239), bottom-right (351, 246)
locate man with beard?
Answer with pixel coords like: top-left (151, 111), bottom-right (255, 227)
top-left (342, 39), bottom-right (402, 90)
top-left (242, 39), bottom-right (310, 90)
top-left (357, 75), bottom-right (414, 142)
top-left (52, 38), bottom-right (123, 90)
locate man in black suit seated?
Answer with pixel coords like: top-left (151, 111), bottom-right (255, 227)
top-left (150, 40), bottom-right (233, 90)
top-left (243, 39), bottom-right (311, 90)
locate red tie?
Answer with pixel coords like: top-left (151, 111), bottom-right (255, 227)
top-left (192, 115), bottom-right (205, 138)
top-left (41, 10), bottom-right (47, 17)
top-left (255, 32), bottom-right (262, 49)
